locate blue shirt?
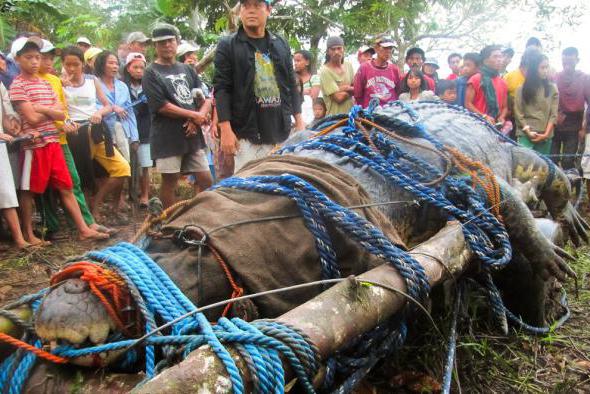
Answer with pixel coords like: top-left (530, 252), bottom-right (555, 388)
top-left (455, 76), bottom-right (468, 107)
top-left (0, 56), bottom-right (19, 88)
top-left (97, 79), bottom-right (139, 142)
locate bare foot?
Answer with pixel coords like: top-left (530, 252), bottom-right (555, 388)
top-left (25, 235), bottom-right (51, 247)
top-left (79, 229), bottom-right (110, 241)
top-left (15, 240), bottom-right (33, 250)
top-left (91, 223), bottom-right (118, 235)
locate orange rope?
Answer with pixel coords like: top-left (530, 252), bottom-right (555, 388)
top-left (445, 146), bottom-right (503, 220)
top-left (0, 333), bottom-right (68, 364)
top-left (208, 246), bottom-right (244, 316)
top-left (51, 262), bottom-right (142, 337)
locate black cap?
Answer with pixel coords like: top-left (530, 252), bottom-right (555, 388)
top-left (151, 23), bottom-right (180, 42)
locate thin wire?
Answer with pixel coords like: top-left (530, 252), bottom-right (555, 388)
top-left (204, 199), bottom-right (419, 237)
top-left (123, 276), bottom-right (444, 353)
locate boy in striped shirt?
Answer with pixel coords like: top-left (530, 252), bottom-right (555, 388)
top-left (9, 36), bottom-right (108, 245)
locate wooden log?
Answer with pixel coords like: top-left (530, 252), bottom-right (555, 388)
top-left (133, 222), bottom-right (471, 393)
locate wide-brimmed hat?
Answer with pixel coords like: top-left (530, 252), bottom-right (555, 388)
top-left (84, 47), bottom-right (103, 63)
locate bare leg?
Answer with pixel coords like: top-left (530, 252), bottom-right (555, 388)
top-left (17, 191), bottom-right (44, 245)
top-left (57, 188), bottom-right (108, 240)
top-left (139, 167), bottom-right (150, 205)
top-left (193, 170), bottom-right (213, 194)
top-left (92, 177), bottom-right (125, 221)
top-left (1, 207), bottom-right (29, 249)
top-left (160, 173), bottom-right (180, 209)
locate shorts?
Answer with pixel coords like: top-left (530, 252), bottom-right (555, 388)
top-left (0, 144), bottom-right (18, 209)
top-left (156, 149), bottom-right (209, 174)
top-left (21, 143), bottom-right (73, 194)
top-left (91, 141), bottom-right (131, 178)
top-left (138, 143), bottom-right (153, 168)
top-left (234, 140), bottom-right (276, 173)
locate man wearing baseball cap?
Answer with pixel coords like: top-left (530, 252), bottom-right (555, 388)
top-left (213, 0), bottom-right (303, 173)
top-left (353, 35), bottom-right (401, 108)
top-left (319, 36), bottom-right (354, 116)
top-left (423, 58), bottom-right (440, 85)
top-left (143, 23), bottom-right (213, 208)
top-left (357, 45), bottom-right (375, 65)
top-left (126, 32), bottom-right (150, 55)
top-left (76, 37), bottom-right (92, 53)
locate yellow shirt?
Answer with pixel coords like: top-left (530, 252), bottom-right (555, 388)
top-left (503, 69), bottom-right (525, 99)
top-left (39, 73), bottom-right (68, 145)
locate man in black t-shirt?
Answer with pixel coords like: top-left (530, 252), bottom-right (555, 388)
top-left (143, 24), bottom-right (212, 208)
top-left (214, 0), bottom-right (303, 173)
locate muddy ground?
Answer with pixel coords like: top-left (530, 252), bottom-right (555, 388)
top-left (1, 198), bottom-right (589, 393)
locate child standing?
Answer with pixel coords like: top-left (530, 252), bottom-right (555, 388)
top-left (38, 39), bottom-right (113, 236)
top-left (9, 37), bottom-right (108, 244)
top-left (122, 52), bottom-right (152, 207)
top-left (0, 81), bottom-right (28, 249)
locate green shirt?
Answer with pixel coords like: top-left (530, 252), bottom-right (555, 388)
top-left (319, 62), bottom-right (354, 116)
top-left (514, 83), bottom-right (558, 137)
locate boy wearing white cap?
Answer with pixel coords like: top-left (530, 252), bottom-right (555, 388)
top-left (76, 37), bottom-right (92, 53)
top-left (9, 37), bottom-right (108, 244)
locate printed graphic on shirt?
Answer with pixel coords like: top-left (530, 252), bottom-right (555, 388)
top-left (254, 52), bottom-right (281, 108)
top-left (366, 76), bottom-right (396, 102)
top-left (166, 73), bottom-right (194, 106)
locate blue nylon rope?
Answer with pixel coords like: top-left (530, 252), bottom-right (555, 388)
top-left (1, 101), bottom-right (571, 394)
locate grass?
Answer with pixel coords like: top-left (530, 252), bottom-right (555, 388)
top-left (364, 245), bottom-right (590, 393)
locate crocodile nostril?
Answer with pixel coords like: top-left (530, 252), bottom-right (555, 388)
top-left (63, 279), bottom-right (90, 294)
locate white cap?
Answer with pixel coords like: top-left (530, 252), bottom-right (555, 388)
top-left (125, 52), bottom-right (147, 66)
top-left (40, 39), bottom-right (61, 55)
top-left (177, 42), bottom-right (198, 58)
top-left (10, 36), bottom-right (43, 58)
top-left (76, 36), bottom-right (91, 46)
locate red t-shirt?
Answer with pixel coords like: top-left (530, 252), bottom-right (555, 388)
top-left (467, 73), bottom-right (507, 118)
top-left (447, 73), bottom-right (458, 80)
top-left (555, 70), bottom-right (590, 113)
top-left (353, 60), bottom-right (401, 107)
top-left (9, 75), bottom-right (59, 149)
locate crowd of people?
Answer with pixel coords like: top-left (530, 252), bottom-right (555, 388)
top-left (0, 0), bottom-right (589, 250)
